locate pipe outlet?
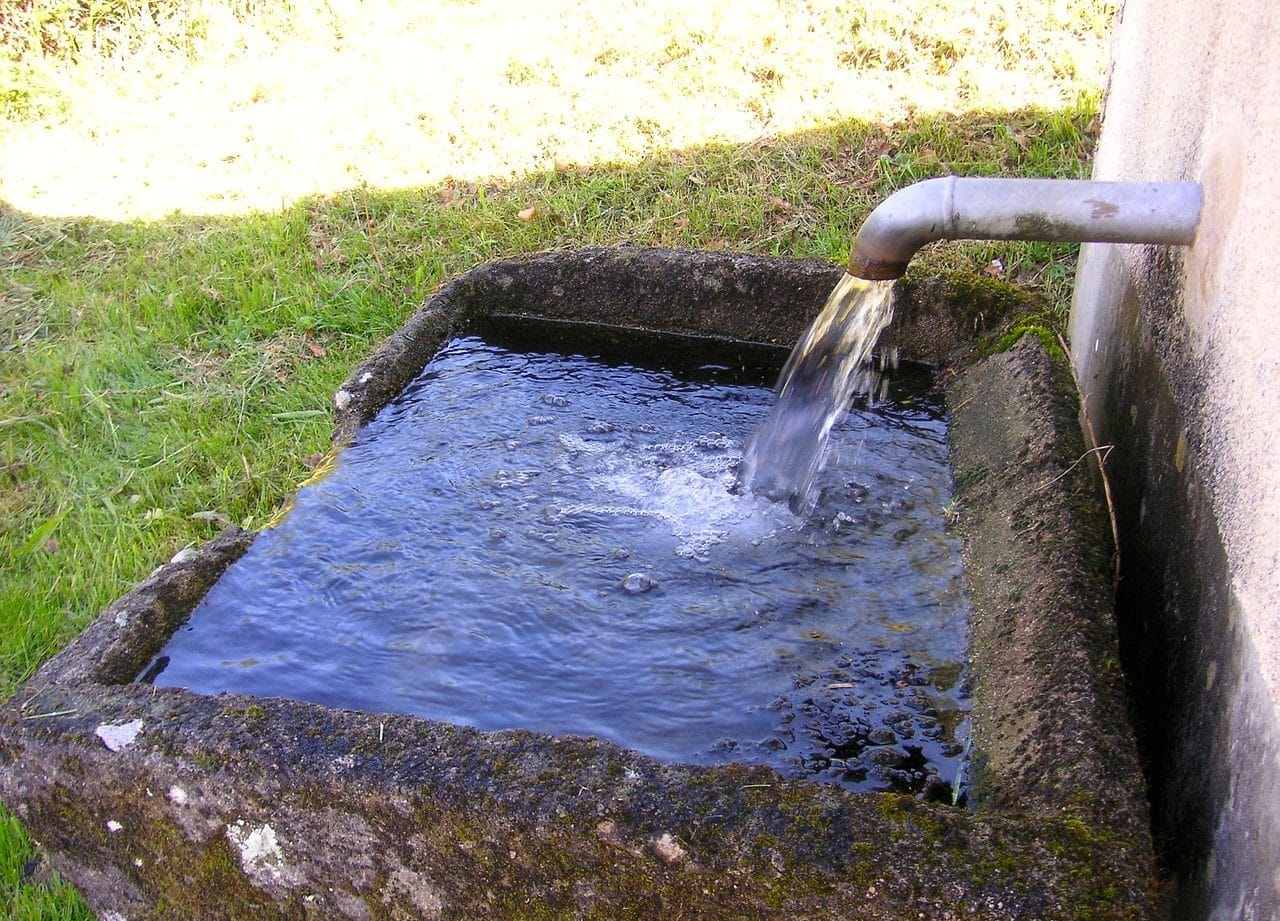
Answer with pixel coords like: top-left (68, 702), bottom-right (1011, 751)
top-left (848, 177), bottom-right (1204, 280)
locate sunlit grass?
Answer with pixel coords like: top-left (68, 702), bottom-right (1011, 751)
top-left (2, 0), bottom-right (1111, 219)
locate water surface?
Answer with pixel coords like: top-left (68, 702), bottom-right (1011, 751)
top-left (149, 323), bottom-right (969, 795)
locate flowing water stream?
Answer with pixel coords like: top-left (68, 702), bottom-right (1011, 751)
top-left (738, 274), bottom-right (896, 509)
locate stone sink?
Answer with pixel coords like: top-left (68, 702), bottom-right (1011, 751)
top-left (0, 249), bottom-right (1156, 920)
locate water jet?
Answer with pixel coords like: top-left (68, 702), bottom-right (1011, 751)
top-left (740, 176), bottom-right (1203, 508)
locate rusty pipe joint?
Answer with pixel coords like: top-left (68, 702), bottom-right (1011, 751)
top-left (847, 177), bottom-right (1204, 280)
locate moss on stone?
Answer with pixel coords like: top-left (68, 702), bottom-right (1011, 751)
top-left (989, 322), bottom-right (1068, 362)
top-left (151, 832), bottom-right (309, 921)
top-left (899, 266), bottom-right (1045, 323)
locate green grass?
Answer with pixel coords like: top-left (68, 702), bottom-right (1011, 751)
top-left (0, 814), bottom-right (93, 920)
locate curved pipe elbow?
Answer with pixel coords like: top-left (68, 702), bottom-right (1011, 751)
top-left (847, 178), bottom-right (956, 280)
top-left (847, 176), bottom-right (1204, 280)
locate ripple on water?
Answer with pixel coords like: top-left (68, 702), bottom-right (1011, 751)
top-left (147, 329), bottom-right (970, 797)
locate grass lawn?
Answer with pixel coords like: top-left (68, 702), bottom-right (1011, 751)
top-left (2, 1), bottom-right (1111, 915)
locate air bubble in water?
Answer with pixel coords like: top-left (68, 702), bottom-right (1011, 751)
top-left (622, 573), bottom-right (658, 594)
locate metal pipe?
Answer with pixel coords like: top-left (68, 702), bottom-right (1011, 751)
top-left (847, 177), bottom-right (1204, 280)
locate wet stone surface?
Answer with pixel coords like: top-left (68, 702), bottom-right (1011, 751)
top-left (778, 652), bottom-right (968, 799)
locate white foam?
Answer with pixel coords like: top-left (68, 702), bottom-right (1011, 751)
top-left (557, 433), bottom-right (607, 455)
top-left (555, 431), bottom-right (794, 560)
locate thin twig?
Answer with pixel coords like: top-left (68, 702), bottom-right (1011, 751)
top-left (1028, 444), bottom-right (1113, 497)
top-left (0, 415), bottom-right (66, 443)
top-left (1057, 332), bottom-right (1122, 586)
top-left (84, 387), bottom-right (119, 449)
top-left (364, 221), bottom-right (387, 276)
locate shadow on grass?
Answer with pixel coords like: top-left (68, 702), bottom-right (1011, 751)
top-left (0, 102), bottom-right (1094, 920)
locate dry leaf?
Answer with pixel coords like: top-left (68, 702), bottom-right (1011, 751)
top-left (673, 215), bottom-right (690, 229)
top-left (518, 205), bottom-right (538, 221)
top-left (438, 187), bottom-right (467, 208)
top-left (43, 538), bottom-right (58, 553)
top-left (868, 138), bottom-right (893, 158)
top-left (554, 161), bottom-right (572, 172)
top-left (301, 451), bottom-right (325, 469)
top-left (769, 196), bottom-right (793, 211)
top-left (984, 259), bottom-right (1004, 276)
top-left (306, 340), bottom-right (327, 358)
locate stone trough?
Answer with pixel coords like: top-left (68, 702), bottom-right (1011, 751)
top-left (1, 249), bottom-right (1156, 919)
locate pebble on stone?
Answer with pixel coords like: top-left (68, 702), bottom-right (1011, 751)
top-left (652, 832), bottom-right (687, 866)
top-left (95, 719), bottom-right (144, 752)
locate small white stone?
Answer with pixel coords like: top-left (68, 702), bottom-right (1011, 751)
top-left (133, 858), bottom-right (143, 868)
top-left (334, 389), bottom-right (353, 410)
top-left (95, 719), bottom-right (144, 752)
top-left (168, 785), bottom-right (189, 806)
top-left (622, 572), bottom-right (657, 594)
top-left (106, 820), bottom-right (123, 833)
top-left (169, 547), bottom-right (198, 565)
top-left (358, 372), bottom-right (373, 384)
top-left (652, 832), bottom-right (687, 866)
top-left (226, 822), bottom-right (287, 883)
top-left (114, 612), bottom-right (129, 628)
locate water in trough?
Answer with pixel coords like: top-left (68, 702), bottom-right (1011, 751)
top-left (147, 311), bottom-right (969, 797)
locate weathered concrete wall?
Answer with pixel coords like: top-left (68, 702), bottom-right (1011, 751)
top-left (1069, 2), bottom-right (1280, 918)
